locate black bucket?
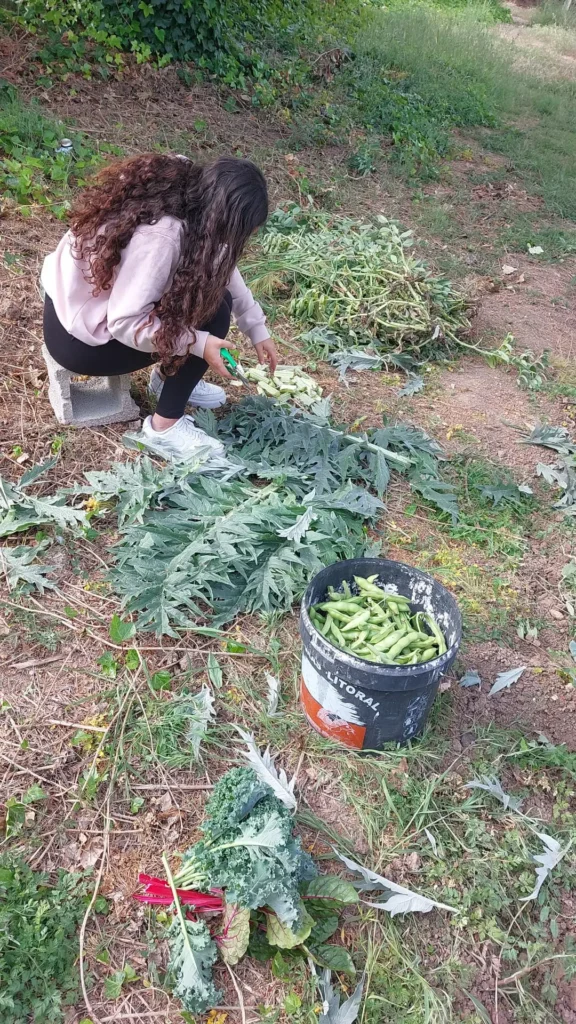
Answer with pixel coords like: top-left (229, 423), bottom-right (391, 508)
top-left (299, 557), bottom-right (461, 750)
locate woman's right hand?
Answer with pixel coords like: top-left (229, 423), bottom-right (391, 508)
top-left (202, 334), bottom-right (233, 378)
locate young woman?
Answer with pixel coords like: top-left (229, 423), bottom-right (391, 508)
top-left (41, 153), bottom-right (278, 460)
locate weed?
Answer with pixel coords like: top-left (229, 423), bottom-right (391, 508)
top-left (2, 606), bottom-right (61, 652)
top-left (347, 138), bottom-right (381, 176)
top-left (0, 855), bottom-right (95, 1023)
top-left (124, 688), bottom-right (215, 768)
top-left (501, 215), bottom-right (576, 261)
top-left (531, 0), bottom-right (576, 30)
top-left (418, 455), bottom-right (537, 559)
top-left (322, 5), bottom-right (576, 215)
top-left (0, 87), bottom-right (121, 215)
top-left (336, 8), bottom-right (507, 177)
top-left (486, 333), bottom-right (551, 390)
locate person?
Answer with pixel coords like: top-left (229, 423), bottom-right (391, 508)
top-left (41, 153), bottom-right (278, 460)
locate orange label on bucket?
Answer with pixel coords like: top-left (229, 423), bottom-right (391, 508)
top-left (301, 678), bottom-right (366, 750)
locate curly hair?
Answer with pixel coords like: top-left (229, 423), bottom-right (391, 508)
top-left (69, 153), bottom-right (268, 371)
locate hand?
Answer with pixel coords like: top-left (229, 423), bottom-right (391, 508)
top-left (203, 334), bottom-right (232, 378)
top-left (254, 338), bottom-right (279, 374)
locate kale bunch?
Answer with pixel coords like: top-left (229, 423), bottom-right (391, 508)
top-left (174, 767), bottom-right (315, 926)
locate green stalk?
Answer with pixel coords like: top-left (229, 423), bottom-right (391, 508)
top-left (162, 852), bottom-right (191, 930)
top-left (172, 855), bottom-right (206, 889)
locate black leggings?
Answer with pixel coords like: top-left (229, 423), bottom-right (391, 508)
top-left (43, 293), bottom-right (232, 419)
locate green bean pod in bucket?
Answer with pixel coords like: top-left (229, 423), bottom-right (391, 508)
top-left (299, 558), bottom-right (461, 750)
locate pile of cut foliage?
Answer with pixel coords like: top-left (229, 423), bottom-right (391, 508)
top-left (244, 207), bottom-right (471, 359)
top-left (1, 398), bottom-right (459, 635)
top-left (97, 399), bottom-right (457, 633)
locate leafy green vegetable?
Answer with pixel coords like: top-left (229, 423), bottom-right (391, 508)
top-left (145, 765), bottom-right (361, 1016)
top-left (175, 791), bottom-right (316, 926)
top-left (304, 876), bottom-right (359, 903)
top-left (219, 904), bottom-right (251, 965)
top-left (312, 944), bottom-right (356, 974)
top-left (162, 853), bottom-right (222, 1014)
top-left (201, 767), bottom-right (270, 839)
top-left (266, 903), bottom-right (314, 947)
top-left (308, 914), bottom-right (340, 945)
top-left (166, 914), bottom-right (221, 1014)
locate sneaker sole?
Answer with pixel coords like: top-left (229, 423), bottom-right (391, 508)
top-left (189, 397), bottom-right (227, 409)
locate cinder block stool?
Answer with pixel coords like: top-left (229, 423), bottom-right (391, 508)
top-left (41, 345), bottom-right (141, 427)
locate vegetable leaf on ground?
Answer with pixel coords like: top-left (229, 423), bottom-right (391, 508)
top-left (328, 349), bottom-right (383, 381)
top-left (110, 474), bottom-right (377, 633)
top-left (521, 424), bottom-right (576, 455)
top-left (520, 833), bottom-right (572, 902)
top-left (318, 969), bottom-right (365, 1024)
top-left (0, 543), bottom-right (55, 593)
top-left (478, 483), bottom-right (532, 505)
top-left (0, 473), bottom-right (86, 538)
top-left (459, 670), bottom-right (481, 688)
top-left (334, 849), bottom-right (458, 915)
top-left (488, 666), bottom-right (526, 696)
top-left (398, 374), bottom-right (425, 396)
top-left (265, 673), bottom-right (281, 716)
top-left (464, 776), bottom-right (522, 812)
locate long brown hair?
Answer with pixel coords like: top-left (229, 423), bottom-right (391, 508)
top-left (69, 153), bottom-right (268, 370)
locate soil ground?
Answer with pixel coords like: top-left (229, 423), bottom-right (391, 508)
top-left (1, 11), bottom-right (576, 1024)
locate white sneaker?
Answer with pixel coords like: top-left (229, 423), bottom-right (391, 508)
top-left (149, 367), bottom-right (227, 409)
top-left (140, 414), bottom-right (225, 461)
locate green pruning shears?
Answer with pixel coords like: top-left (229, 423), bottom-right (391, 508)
top-left (220, 347), bottom-right (252, 388)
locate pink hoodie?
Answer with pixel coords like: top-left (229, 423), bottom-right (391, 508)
top-left (41, 215), bottom-right (270, 359)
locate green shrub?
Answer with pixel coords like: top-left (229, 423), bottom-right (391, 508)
top-left (15, 0), bottom-right (361, 89)
top-left (0, 855), bottom-right (94, 1023)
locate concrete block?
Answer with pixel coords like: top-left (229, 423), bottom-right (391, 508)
top-left (41, 345), bottom-right (141, 427)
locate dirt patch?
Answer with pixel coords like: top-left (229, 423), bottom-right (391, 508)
top-left (475, 255), bottom-right (576, 359)
top-left (449, 641), bottom-right (576, 749)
